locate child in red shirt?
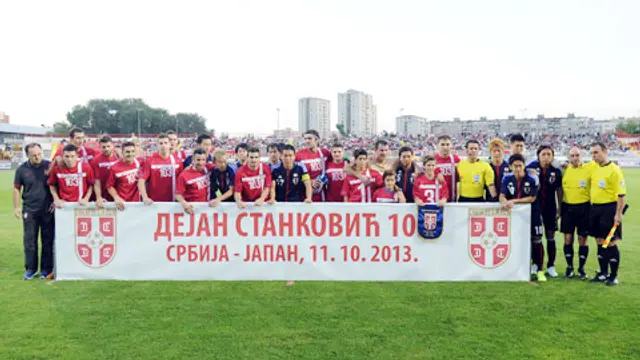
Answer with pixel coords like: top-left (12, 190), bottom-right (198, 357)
top-left (341, 149), bottom-right (383, 203)
top-left (372, 170), bottom-right (407, 203)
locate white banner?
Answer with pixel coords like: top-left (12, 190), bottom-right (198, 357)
top-left (55, 203), bottom-right (531, 282)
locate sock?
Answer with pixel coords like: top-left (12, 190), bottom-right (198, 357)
top-left (563, 244), bottom-right (574, 269)
top-left (608, 246), bottom-right (620, 278)
top-left (578, 246), bottom-right (589, 272)
top-left (532, 240), bottom-right (543, 270)
top-left (597, 245), bottom-right (608, 276)
top-left (546, 238), bottom-right (556, 268)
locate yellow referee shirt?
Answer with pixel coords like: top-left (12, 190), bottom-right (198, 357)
top-left (562, 164), bottom-right (593, 204)
top-left (456, 159), bottom-right (494, 198)
top-left (590, 162), bottom-right (626, 204)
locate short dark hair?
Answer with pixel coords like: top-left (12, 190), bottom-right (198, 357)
top-left (121, 141), bottom-right (136, 150)
top-left (330, 142), bottom-right (344, 149)
top-left (423, 155), bottom-right (436, 164)
top-left (465, 140), bottom-right (480, 148)
top-left (353, 149), bottom-right (367, 159)
top-left (193, 148), bottom-right (207, 157)
top-left (591, 142), bottom-right (607, 151)
top-left (235, 143), bottom-right (248, 153)
top-left (157, 133), bottom-right (169, 140)
top-left (24, 143), bottom-right (42, 155)
top-left (196, 134), bottom-right (212, 144)
top-left (99, 136), bottom-right (113, 143)
top-left (69, 127), bottom-right (84, 138)
top-left (374, 139), bottom-right (388, 150)
top-left (166, 130), bottom-right (177, 136)
top-left (304, 130), bottom-right (320, 139)
top-left (267, 143), bottom-right (282, 153)
top-left (437, 135), bottom-right (452, 143)
top-left (382, 170), bottom-right (395, 180)
top-left (398, 146), bottom-right (413, 156)
top-left (63, 144), bottom-right (78, 153)
top-left (508, 154), bottom-right (526, 165)
top-left (510, 134), bottom-right (525, 143)
top-left (536, 144), bottom-right (554, 157)
top-left (282, 144), bottom-right (296, 153)
top-left (247, 147), bottom-right (260, 155)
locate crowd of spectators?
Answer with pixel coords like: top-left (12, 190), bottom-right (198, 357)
top-left (96, 131), bottom-right (629, 157)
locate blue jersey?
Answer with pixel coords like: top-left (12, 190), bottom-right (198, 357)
top-left (501, 173), bottom-right (541, 225)
top-left (183, 153), bottom-right (213, 168)
top-left (272, 162), bottom-right (310, 202)
top-left (210, 165), bottom-right (235, 201)
top-left (395, 164), bottom-right (416, 203)
top-left (486, 160), bottom-right (510, 201)
top-left (230, 159), bottom-right (245, 172)
top-left (526, 161), bottom-right (562, 209)
top-left (268, 161), bottom-right (282, 171)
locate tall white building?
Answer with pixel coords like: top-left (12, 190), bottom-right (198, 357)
top-left (396, 115), bottom-right (428, 136)
top-left (298, 98), bottom-right (331, 139)
top-left (338, 89), bottom-right (377, 137)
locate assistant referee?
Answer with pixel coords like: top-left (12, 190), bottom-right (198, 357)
top-left (560, 147), bottom-right (592, 279)
top-left (588, 142), bottom-right (626, 286)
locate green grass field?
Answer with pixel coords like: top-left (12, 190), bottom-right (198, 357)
top-left (1, 170), bottom-right (639, 360)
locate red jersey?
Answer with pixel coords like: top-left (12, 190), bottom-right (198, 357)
top-left (296, 147), bottom-right (331, 202)
top-left (434, 154), bottom-right (460, 202)
top-left (372, 187), bottom-right (400, 203)
top-left (90, 153), bottom-right (120, 201)
top-left (295, 147), bottom-right (331, 180)
top-left (340, 169), bottom-right (383, 203)
top-left (176, 164), bottom-right (214, 202)
top-left (152, 150), bottom-right (186, 162)
top-left (234, 163), bottom-right (272, 202)
top-left (140, 153), bottom-right (183, 202)
top-left (54, 145), bottom-right (98, 164)
top-left (325, 160), bottom-right (346, 202)
top-left (172, 149), bottom-right (187, 162)
top-left (413, 174), bottom-right (449, 204)
top-left (106, 159), bottom-right (143, 202)
top-left (47, 162), bottom-right (95, 202)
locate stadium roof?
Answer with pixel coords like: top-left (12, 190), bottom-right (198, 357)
top-left (0, 123), bottom-right (52, 135)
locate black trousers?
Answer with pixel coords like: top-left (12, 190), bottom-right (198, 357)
top-left (23, 210), bottom-right (55, 273)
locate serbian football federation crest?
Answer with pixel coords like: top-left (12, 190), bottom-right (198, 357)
top-left (468, 207), bottom-right (511, 268)
top-left (417, 204), bottom-right (444, 240)
top-left (74, 208), bottom-right (117, 268)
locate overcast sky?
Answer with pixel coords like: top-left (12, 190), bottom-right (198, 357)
top-left (1, 0), bottom-right (639, 135)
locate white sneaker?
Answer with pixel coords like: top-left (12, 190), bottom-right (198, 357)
top-left (531, 264), bottom-right (538, 275)
top-left (546, 266), bottom-right (559, 278)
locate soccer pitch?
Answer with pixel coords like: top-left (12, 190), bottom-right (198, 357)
top-left (1, 171), bottom-right (639, 360)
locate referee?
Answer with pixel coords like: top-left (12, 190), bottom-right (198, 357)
top-left (457, 140), bottom-right (496, 202)
top-left (588, 142), bottom-right (626, 286)
top-left (560, 147), bottom-right (591, 279)
top-left (13, 143), bottom-right (55, 280)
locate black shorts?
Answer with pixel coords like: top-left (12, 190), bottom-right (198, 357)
top-left (560, 202), bottom-right (590, 237)
top-left (458, 196), bottom-right (485, 203)
top-left (589, 203), bottom-right (622, 240)
top-left (541, 207), bottom-right (558, 233)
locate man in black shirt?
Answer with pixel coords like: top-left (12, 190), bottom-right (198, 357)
top-left (270, 144), bottom-right (312, 203)
top-left (13, 143), bottom-right (55, 280)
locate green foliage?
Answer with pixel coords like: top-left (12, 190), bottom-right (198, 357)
top-left (336, 123), bottom-right (347, 137)
top-left (60, 98), bottom-right (208, 135)
top-left (617, 120), bottom-right (640, 134)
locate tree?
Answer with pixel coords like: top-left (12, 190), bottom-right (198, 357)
top-left (59, 98), bottom-right (209, 135)
top-left (617, 120), bottom-right (640, 134)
